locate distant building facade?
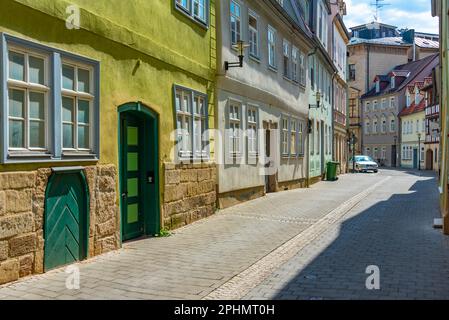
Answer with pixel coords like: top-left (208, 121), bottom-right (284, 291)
top-left (361, 54), bottom-right (439, 167)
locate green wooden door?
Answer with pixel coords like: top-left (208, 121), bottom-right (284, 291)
top-left (45, 172), bottom-right (88, 271)
top-left (121, 114), bottom-right (145, 240)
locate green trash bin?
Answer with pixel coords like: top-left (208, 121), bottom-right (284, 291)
top-left (326, 161), bottom-right (340, 181)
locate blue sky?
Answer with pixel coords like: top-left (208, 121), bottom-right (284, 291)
top-left (343, 0), bottom-right (438, 34)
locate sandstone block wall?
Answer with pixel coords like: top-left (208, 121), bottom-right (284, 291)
top-left (163, 162), bottom-right (217, 229)
top-left (0, 165), bottom-right (120, 285)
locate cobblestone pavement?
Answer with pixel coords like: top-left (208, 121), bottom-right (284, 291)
top-left (0, 169), bottom-right (446, 300)
top-left (243, 169), bottom-right (449, 300)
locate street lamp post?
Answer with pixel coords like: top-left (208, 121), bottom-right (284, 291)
top-left (417, 132), bottom-right (421, 170)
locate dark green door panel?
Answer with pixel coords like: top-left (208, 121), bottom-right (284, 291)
top-left (119, 104), bottom-right (160, 242)
top-left (44, 172), bottom-right (88, 271)
top-left (121, 114), bottom-right (145, 240)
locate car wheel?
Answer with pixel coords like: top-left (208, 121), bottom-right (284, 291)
top-left (374, 170), bottom-right (378, 173)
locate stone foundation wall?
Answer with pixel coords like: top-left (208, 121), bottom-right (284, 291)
top-left (278, 178), bottom-right (307, 191)
top-left (0, 164), bottom-right (120, 285)
top-left (218, 186), bottom-right (265, 209)
top-left (163, 162), bottom-right (217, 230)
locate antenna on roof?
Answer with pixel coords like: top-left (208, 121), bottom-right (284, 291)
top-left (370, 0), bottom-right (391, 22)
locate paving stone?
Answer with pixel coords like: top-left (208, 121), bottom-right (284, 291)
top-left (1, 170), bottom-right (447, 300)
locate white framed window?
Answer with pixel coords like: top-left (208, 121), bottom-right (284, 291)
top-left (292, 46), bottom-right (299, 83)
top-left (316, 121), bottom-right (320, 155)
top-left (268, 26), bottom-right (277, 68)
top-left (365, 120), bottom-right (370, 134)
top-left (247, 106), bottom-right (258, 156)
top-left (230, 1), bottom-right (241, 45)
top-left (175, 89), bottom-right (192, 157)
top-left (175, 0), bottom-right (208, 25)
top-left (2, 35), bottom-right (100, 164)
top-left (373, 147), bottom-right (378, 159)
top-left (299, 51), bottom-right (306, 86)
top-left (381, 99), bottom-right (387, 110)
top-left (193, 94), bottom-right (207, 158)
top-left (381, 147), bottom-right (386, 160)
top-left (175, 86), bottom-right (208, 159)
top-left (365, 147), bottom-right (371, 156)
top-left (61, 61), bottom-right (94, 152)
top-left (373, 119), bottom-right (378, 133)
top-left (373, 100), bottom-right (378, 110)
top-left (390, 118), bottom-right (396, 132)
top-left (281, 117), bottom-right (289, 156)
top-left (391, 76), bottom-right (395, 89)
top-left (7, 48), bottom-right (49, 153)
top-left (176, 0), bottom-right (190, 12)
top-left (248, 10), bottom-right (259, 58)
top-left (298, 121), bottom-right (304, 156)
top-left (390, 97), bottom-right (396, 108)
top-left (420, 147), bottom-right (424, 163)
top-left (381, 118), bottom-right (387, 133)
top-left (290, 119), bottom-right (297, 155)
top-left (283, 40), bottom-right (291, 78)
top-left (229, 101), bottom-right (241, 155)
top-left (365, 101), bottom-right (370, 112)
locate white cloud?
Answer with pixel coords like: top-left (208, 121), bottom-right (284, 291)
top-left (343, 0), bottom-right (438, 34)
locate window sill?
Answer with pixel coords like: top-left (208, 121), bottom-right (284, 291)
top-left (8, 152), bottom-right (52, 159)
top-left (62, 152), bottom-right (98, 160)
top-left (249, 54), bottom-right (261, 63)
top-left (268, 65), bottom-right (277, 73)
top-left (4, 153), bottom-right (98, 164)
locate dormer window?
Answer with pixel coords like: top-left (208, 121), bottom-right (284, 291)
top-left (375, 80), bottom-right (380, 93)
top-left (391, 76), bottom-right (395, 89)
top-left (406, 92), bottom-right (411, 107)
top-left (415, 89), bottom-right (420, 105)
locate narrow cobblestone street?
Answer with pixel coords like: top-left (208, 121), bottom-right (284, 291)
top-left (0, 169), bottom-right (447, 300)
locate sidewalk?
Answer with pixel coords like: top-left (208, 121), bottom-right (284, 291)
top-left (0, 173), bottom-right (386, 300)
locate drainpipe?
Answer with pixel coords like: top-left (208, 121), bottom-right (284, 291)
top-left (306, 47), bottom-right (318, 187)
top-left (366, 45), bottom-right (371, 93)
top-left (331, 71), bottom-right (338, 164)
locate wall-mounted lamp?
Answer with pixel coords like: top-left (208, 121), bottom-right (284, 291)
top-left (225, 40), bottom-right (249, 70)
top-left (309, 91), bottom-right (322, 109)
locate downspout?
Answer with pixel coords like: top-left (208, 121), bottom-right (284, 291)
top-left (306, 46), bottom-right (318, 187)
top-left (366, 44), bottom-right (370, 93)
top-left (331, 71), bottom-right (338, 163)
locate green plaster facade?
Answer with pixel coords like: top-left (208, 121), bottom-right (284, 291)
top-left (0, 0), bottom-right (217, 280)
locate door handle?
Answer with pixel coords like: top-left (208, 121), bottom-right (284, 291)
top-left (121, 191), bottom-right (128, 198)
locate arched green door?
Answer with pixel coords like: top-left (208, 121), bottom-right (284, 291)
top-left (44, 172), bottom-right (88, 271)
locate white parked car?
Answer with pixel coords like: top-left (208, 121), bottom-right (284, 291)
top-left (349, 155), bottom-right (379, 173)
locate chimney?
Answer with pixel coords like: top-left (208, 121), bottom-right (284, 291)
top-left (402, 29), bottom-right (416, 61)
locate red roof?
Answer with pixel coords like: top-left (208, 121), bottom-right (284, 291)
top-left (399, 99), bottom-right (426, 117)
